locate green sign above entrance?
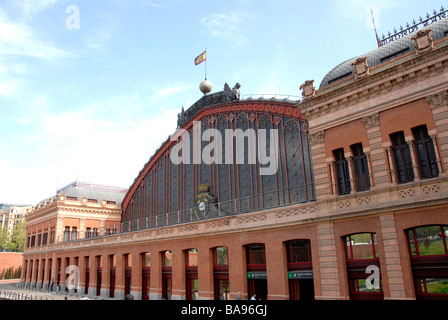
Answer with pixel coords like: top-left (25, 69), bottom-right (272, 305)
top-left (288, 271), bottom-right (313, 279)
top-left (247, 272), bottom-right (267, 279)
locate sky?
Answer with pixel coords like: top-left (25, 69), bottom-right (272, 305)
top-left (0, 0), bottom-right (445, 205)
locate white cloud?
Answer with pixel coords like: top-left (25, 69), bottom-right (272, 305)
top-left (0, 14), bottom-right (70, 60)
top-left (14, 0), bottom-right (59, 16)
top-left (152, 85), bottom-right (191, 100)
top-left (201, 11), bottom-right (252, 46)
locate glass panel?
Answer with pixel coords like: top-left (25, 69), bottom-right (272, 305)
top-left (187, 249), bottom-right (198, 267)
top-left (164, 251), bottom-right (172, 267)
top-left (351, 279), bottom-right (382, 293)
top-left (414, 226), bottom-right (446, 256)
top-left (347, 233), bottom-right (377, 260)
top-left (144, 253), bottom-right (150, 267)
top-left (249, 244), bottom-right (265, 264)
top-left (408, 230), bottom-right (417, 255)
top-left (289, 240), bottom-right (311, 263)
top-left (215, 247), bottom-right (228, 266)
top-left (218, 280), bottom-right (230, 300)
top-left (419, 278), bottom-right (448, 295)
top-left (192, 279), bottom-right (198, 300)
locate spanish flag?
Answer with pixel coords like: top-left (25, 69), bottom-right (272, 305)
top-left (194, 50), bottom-right (206, 65)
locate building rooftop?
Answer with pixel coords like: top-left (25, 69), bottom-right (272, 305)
top-left (319, 11), bottom-right (448, 89)
top-left (36, 181), bottom-right (128, 208)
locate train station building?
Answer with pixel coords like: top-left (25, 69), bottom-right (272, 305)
top-left (20, 13), bottom-right (448, 300)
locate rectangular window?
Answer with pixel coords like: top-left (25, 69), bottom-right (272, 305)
top-left (346, 233), bottom-right (378, 260)
top-left (412, 125), bottom-right (439, 179)
top-left (351, 143), bottom-right (371, 192)
top-left (163, 251), bottom-right (172, 267)
top-left (64, 226), bottom-right (70, 241)
top-left (286, 240), bottom-right (312, 263)
top-left (71, 227), bottom-right (77, 240)
top-left (214, 247), bottom-right (228, 266)
top-left (417, 278), bottom-right (448, 295)
top-left (390, 132), bottom-right (414, 183)
top-left (247, 244), bottom-right (266, 265)
top-left (186, 249), bottom-right (198, 267)
top-left (334, 148), bottom-right (351, 195)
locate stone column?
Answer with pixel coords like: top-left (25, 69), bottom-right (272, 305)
top-left (427, 90), bottom-right (448, 171)
top-left (171, 250), bottom-right (186, 300)
top-left (149, 251), bottom-right (162, 300)
top-left (380, 214), bottom-right (415, 300)
top-left (315, 222), bottom-right (347, 300)
top-left (309, 130), bottom-right (330, 200)
top-left (228, 242), bottom-right (247, 300)
top-left (78, 255), bottom-right (86, 295)
top-left (197, 247), bottom-right (214, 300)
top-left (265, 241), bottom-right (288, 300)
top-left (362, 112), bottom-right (388, 187)
top-left (130, 251), bottom-right (142, 300)
top-left (100, 254), bottom-right (111, 299)
top-left (60, 257), bottom-right (68, 292)
top-left (114, 254), bottom-right (125, 300)
top-left (42, 256), bottom-right (50, 291)
top-left (36, 258), bottom-right (44, 290)
top-left (87, 255), bottom-right (98, 296)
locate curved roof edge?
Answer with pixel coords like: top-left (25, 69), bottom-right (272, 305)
top-left (121, 99), bottom-right (305, 213)
top-left (319, 17), bottom-right (448, 89)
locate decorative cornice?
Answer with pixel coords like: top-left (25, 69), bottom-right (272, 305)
top-left (298, 40), bottom-right (448, 120)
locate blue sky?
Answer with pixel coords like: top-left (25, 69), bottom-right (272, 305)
top-left (0, 0), bottom-right (445, 205)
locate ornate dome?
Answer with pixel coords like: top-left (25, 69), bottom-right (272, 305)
top-left (319, 16), bottom-right (448, 89)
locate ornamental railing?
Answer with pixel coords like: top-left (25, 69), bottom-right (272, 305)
top-left (242, 94), bottom-right (301, 102)
top-left (378, 6), bottom-right (448, 47)
top-left (56, 183), bottom-right (315, 243)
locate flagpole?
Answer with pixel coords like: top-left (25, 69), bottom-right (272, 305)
top-left (204, 47), bottom-right (207, 80)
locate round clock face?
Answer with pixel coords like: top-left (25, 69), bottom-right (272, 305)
top-left (198, 202), bottom-right (205, 212)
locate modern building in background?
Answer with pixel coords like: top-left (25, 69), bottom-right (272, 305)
top-left (21, 10), bottom-right (448, 300)
top-left (0, 204), bottom-right (31, 243)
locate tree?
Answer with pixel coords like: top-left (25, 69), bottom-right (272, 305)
top-left (0, 226), bottom-right (8, 251)
top-left (11, 221), bottom-right (26, 252)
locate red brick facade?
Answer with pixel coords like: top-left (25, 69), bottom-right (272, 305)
top-left (21, 25), bottom-right (448, 300)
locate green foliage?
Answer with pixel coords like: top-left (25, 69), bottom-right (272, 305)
top-left (0, 266), bottom-right (22, 280)
top-left (0, 221), bottom-right (26, 252)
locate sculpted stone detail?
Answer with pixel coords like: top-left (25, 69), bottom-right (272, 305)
top-left (399, 189), bottom-right (416, 198)
top-left (356, 196), bottom-right (371, 206)
top-left (309, 130), bottom-right (325, 145)
top-left (422, 184), bottom-right (440, 195)
top-left (411, 29), bottom-right (434, 55)
top-left (300, 80), bottom-right (316, 100)
top-left (205, 219), bottom-right (230, 229)
top-left (237, 214), bottom-right (266, 225)
top-left (337, 200), bottom-right (351, 209)
top-left (352, 57), bottom-right (370, 79)
top-left (362, 113), bottom-right (379, 128)
top-left (179, 225), bottom-right (199, 232)
top-left (276, 206), bottom-right (316, 218)
top-left (426, 90), bottom-right (447, 107)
